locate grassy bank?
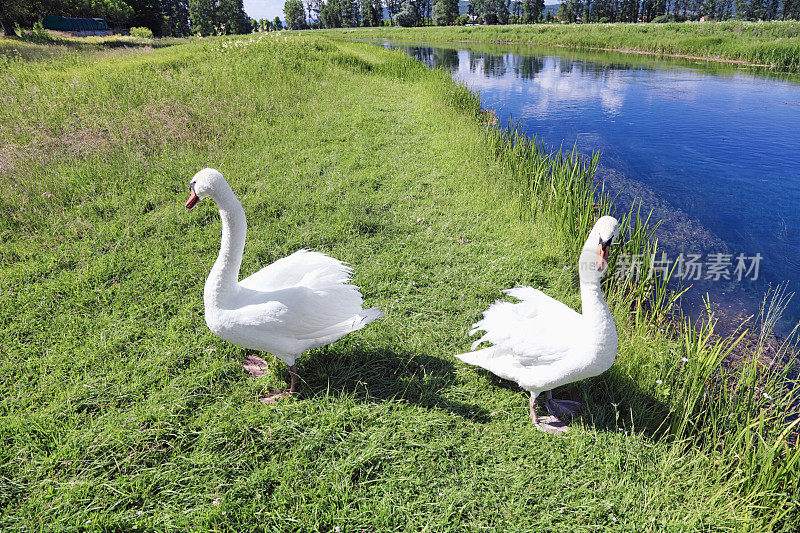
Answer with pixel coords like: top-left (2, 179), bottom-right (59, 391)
top-left (1, 33), bottom-right (798, 530)
top-left (0, 33), bottom-right (182, 63)
top-left (323, 20), bottom-right (800, 71)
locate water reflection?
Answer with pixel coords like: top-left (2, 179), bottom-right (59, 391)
top-left (385, 41), bottom-right (800, 331)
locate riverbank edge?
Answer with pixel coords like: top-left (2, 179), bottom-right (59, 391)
top-left (361, 38), bottom-right (800, 523)
top-left (320, 21), bottom-right (800, 72)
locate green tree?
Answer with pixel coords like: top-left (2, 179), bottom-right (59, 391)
top-left (433, 0), bottom-right (459, 24)
top-left (393, 0), bottom-right (419, 24)
top-left (0, 0), bottom-right (133, 36)
top-left (591, 0), bottom-right (617, 21)
top-left (217, 0), bottom-right (250, 33)
top-left (321, 0), bottom-right (343, 26)
top-left (557, 0), bottom-right (577, 21)
top-left (521, 0), bottom-right (545, 21)
top-left (786, 0), bottom-right (800, 18)
top-left (284, 0), bottom-right (306, 28)
top-left (161, 0), bottom-right (191, 36)
top-left (360, 0), bottom-right (383, 25)
top-left (189, 0), bottom-right (215, 34)
top-left (274, 15), bottom-right (283, 28)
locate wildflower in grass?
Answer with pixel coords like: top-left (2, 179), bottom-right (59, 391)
top-left (681, 357), bottom-right (688, 362)
top-left (763, 392), bottom-right (773, 400)
top-left (656, 379), bottom-right (663, 385)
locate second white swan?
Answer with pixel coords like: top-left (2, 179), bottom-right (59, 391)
top-left (455, 216), bottom-right (619, 434)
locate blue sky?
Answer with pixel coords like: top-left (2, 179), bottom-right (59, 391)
top-left (244, 0), bottom-right (286, 21)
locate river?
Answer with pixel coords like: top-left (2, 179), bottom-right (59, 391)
top-left (381, 40), bottom-right (800, 333)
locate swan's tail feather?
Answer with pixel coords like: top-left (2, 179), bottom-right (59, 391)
top-left (295, 307), bottom-right (383, 342)
top-left (455, 346), bottom-right (501, 367)
top-left (353, 307), bottom-right (384, 330)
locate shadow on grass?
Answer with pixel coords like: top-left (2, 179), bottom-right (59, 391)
top-left (569, 368), bottom-right (672, 438)
top-left (442, 363), bottom-right (671, 438)
top-left (290, 344), bottom-right (494, 422)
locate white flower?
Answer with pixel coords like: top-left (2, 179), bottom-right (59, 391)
top-left (681, 357), bottom-right (688, 362)
top-left (763, 392), bottom-right (773, 400)
top-left (656, 379), bottom-right (663, 385)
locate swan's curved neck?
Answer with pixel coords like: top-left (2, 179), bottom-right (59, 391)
top-left (204, 189), bottom-right (246, 306)
top-left (580, 279), bottom-right (613, 331)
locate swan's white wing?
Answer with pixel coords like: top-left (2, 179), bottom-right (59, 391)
top-left (240, 249), bottom-right (353, 292)
top-left (226, 284), bottom-right (375, 353)
top-left (469, 287), bottom-right (585, 366)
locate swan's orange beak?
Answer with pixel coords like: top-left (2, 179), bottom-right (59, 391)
top-left (596, 243), bottom-right (612, 271)
top-left (185, 189), bottom-right (199, 210)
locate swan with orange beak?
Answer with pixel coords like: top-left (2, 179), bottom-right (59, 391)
top-left (456, 216), bottom-right (619, 434)
top-left (184, 168), bottom-right (383, 403)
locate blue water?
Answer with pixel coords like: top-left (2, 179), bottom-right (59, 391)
top-left (384, 42), bottom-right (800, 330)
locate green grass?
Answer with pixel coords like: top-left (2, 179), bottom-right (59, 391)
top-left (322, 20), bottom-right (800, 71)
top-left (0, 32), bottom-right (183, 63)
top-left (1, 33), bottom-right (799, 530)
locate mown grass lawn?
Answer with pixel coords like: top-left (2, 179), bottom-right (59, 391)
top-left (0, 34), bottom-right (796, 530)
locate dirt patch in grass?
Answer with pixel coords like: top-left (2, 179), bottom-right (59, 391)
top-left (0, 101), bottom-right (198, 175)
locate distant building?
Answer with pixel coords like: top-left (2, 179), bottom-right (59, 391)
top-left (43, 16), bottom-right (112, 37)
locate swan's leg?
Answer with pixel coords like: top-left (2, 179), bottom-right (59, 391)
top-left (260, 364), bottom-right (298, 404)
top-left (544, 390), bottom-right (582, 419)
top-left (532, 391), bottom-right (569, 434)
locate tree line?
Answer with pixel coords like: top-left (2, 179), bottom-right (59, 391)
top-left (1, 0), bottom-right (253, 37)
top-left (556, 0), bottom-right (800, 22)
top-left (282, 0), bottom-right (474, 28)
top-left (283, 0), bottom-right (799, 28)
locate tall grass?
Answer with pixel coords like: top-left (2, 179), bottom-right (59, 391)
top-left (477, 72), bottom-right (800, 525)
top-left (325, 20), bottom-right (800, 71)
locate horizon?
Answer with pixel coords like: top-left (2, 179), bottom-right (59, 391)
top-left (244, 0), bottom-right (561, 23)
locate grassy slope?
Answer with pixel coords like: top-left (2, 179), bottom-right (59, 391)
top-left (0, 34), bottom-right (791, 530)
top-left (0, 34), bottom-right (181, 64)
top-left (323, 20), bottom-right (800, 71)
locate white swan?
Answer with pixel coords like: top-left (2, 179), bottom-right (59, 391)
top-left (455, 216), bottom-right (619, 434)
top-left (185, 168), bottom-right (383, 402)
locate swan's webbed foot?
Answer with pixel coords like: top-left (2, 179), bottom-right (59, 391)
top-left (260, 390), bottom-right (294, 404)
top-left (545, 390), bottom-right (581, 420)
top-left (530, 392), bottom-right (568, 434)
top-left (259, 364), bottom-right (298, 404)
top-left (535, 415), bottom-right (569, 434)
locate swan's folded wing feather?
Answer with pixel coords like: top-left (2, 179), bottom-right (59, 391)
top-left (470, 287), bottom-right (585, 366)
top-left (229, 301), bottom-right (289, 328)
top-left (243, 285), bottom-right (365, 337)
top-left (502, 287), bottom-right (579, 323)
top-left (240, 249), bottom-right (353, 292)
